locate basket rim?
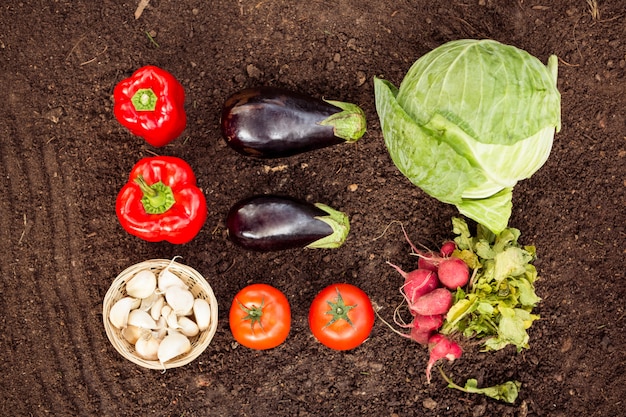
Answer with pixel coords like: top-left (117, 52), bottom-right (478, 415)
top-left (103, 259), bottom-right (218, 370)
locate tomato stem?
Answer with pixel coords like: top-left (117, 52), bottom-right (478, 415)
top-left (238, 298), bottom-right (265, 332)
top-left (324, 288), bottom-right (356, 328)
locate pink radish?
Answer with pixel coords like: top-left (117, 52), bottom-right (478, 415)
top-left (413, 314), bottom-right (444, 332)
top-left (437, 257), bottom-right (470, 290)
top-left (410, 328), bottom-right (433, 345)
top-left (376, 311), bottom-right (441, 345)
top-left (410, 287), bottom-right (453, 316)
top-left (440, 240), bottom-right (456, 257)
top-left (417, 251), bottom-right (440, 272)
top-left (402, 270), bottom-right (439, 306)
top-left (410, 314), bottom-right (444, 344)
top-left (387, 262), bottom-right (439, 305)
top-left (426, 333), bottom-right (463, 383)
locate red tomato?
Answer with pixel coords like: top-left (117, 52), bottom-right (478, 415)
top-left (308, 283), bottom-right (375, 350)
top-left (229, 283), bottom-right (291, 350)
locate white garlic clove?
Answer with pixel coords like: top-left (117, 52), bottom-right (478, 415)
top-left (150, 296), bottom-right (165, 321)
top-left (193, 298), bottom-right (212, 331)
top-left (158, 330), bottom-right (191, 367)
top-left (153, 316), bottom-right (167, 341)
top-left (157, 269), bottom-right (187, 293)
top-left (126, 269), bottom-right (157, 299)
top-left (135, 331), bottom-right (160, 361)
top-left (139, 291), bottom-right (159, 312)
top-left (109, 296), bottom-right (138, 329)
top-left (164, 307), bottom-right (180, 330)
top-left (127, 309), bottom-right (158, 329)
top-left (121, 325), bottom-right (143, 344)
top-left (160, 305), bottom-right (179, 329)
top-left (160, 304), bottom-right (172, 318)
top-left (165, 286), bottom-right (195, 316)
top-left (178, 316), bottom-right (200, 338)
top-left (157, 258), bottom-right (187, 293)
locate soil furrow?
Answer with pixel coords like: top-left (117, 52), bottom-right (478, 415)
top-left (40, 141), bottom-right (128, 413)
top-left (19, 137), bottom-right (86, 416)
top-left (0, 123), bottom-right (76, 415)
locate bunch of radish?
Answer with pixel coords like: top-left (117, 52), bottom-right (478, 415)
top-left (384, 237), bottom-right (470, 383)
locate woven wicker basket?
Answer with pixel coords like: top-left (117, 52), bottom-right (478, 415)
top-left (103, 259), bottom-right (218, 370)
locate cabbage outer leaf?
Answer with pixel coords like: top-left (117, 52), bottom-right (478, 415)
top-left (455, 188), bottom-right (512, 234)
top-left (374, 78), bottom-right (486, 204)
top-left (375, 77), bottom-right (512, 233)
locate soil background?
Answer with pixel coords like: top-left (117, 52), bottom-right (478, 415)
top-left (1, 1), bottom-right (625, 416)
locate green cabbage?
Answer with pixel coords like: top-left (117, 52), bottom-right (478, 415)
top-left (374, 39), bottom-right (561, 233)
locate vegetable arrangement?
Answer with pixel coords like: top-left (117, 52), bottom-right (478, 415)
top-left (106, 37), bottom-right (554, 406)
top-left (374, 39), bottom-right (561, 234)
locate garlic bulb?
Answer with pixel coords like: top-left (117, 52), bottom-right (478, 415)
top-left (109, 297), bottom-right (138, 329)
top-left (158, 330), bottom-right (191, 367)
top-left (126, 269), bottom-right (157, 299)
top-left (193, 298), bottom-right (212, 331)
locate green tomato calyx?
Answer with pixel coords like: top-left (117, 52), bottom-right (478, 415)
top-left (238, 298), bottom-right (266, 332)
top-left (324, 288), bottom-right (356, 328)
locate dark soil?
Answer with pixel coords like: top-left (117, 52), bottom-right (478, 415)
top-left (1, 1), bottom-right (624, 416)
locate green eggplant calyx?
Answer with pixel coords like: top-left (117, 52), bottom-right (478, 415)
top-left (320, 100), bottom-right (367, 142)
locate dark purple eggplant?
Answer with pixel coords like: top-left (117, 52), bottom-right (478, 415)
top-left (220, 86), bottom-right (366, 158)
top-left (226, 194), bottom-right (350, 251)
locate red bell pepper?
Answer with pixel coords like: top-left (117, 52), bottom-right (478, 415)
top-left (113, 65), bottom-right (187, 147)
top-left (116, 156), bottom-right (207, 244)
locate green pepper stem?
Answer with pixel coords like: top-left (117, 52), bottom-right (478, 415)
top-left (134, 175), bottom-right (176, 214)
top-left (131, 88), bottom-right (158, 111)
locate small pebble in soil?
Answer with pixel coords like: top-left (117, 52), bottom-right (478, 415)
top-left (422, 398), bottom-right (437, 410)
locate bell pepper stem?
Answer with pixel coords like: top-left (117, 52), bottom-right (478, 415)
top-left (134, 175), bottom-right (176, 214)
top-left (131, 88), bottom-right (158, 111)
